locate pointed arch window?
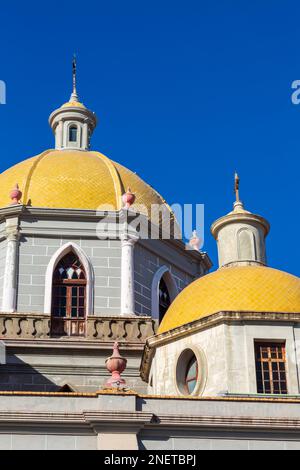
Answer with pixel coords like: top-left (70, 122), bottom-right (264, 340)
top-left (152, 266), bottom-right (178, 323)
top-left (159, 277), bottom-right (171, 323)
top-left (51, 252), bottom-right (87, 337)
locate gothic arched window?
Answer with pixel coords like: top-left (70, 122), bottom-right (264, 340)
top-left (51, 252), bottom-right (86, 337)
top-left (159, 277), bottom-right (171, 323)
top-left (69, 125), bottom-right (78, 143)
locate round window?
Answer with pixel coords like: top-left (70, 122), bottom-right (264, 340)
top-left (176, 349), bottom-right (200, 396)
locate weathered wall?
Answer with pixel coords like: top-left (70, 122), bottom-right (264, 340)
top-left (150, 321), bottom-right (300, 397)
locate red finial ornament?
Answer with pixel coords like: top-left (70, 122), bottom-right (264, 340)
top-left (189, 230), bottom-right (201, 251)
top-left (10, 184), bottom-right (22, 205)
top-left (105, 342), bottom-right (127, 389)
top-left (122, 187), bottom-right (136, 209)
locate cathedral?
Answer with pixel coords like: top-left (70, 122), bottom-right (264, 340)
top-left (0, 69), bottom-right (300, 450)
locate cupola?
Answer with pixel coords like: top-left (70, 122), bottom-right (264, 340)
top-left (211, 173), bottom-right (270, 268)
top-left (49, 57), bottom-right (97, 151)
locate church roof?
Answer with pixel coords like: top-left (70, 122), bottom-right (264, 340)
top-left (158, 265), bottom-right (300, 333)
top-left (0, 149), bottom-right (170, 215)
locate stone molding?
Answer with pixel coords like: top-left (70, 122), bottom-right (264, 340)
top-left (147, 414), bottom-right (300, 432)
top-left (0, 409), bottom-right (299, 434)
top-left (0, 313), bottom-right (156, 344)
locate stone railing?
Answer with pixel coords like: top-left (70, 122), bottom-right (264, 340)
top-left (0, 313), bottom-right (157, 343)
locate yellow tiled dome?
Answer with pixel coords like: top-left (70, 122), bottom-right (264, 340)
top-left (0, 149), bottom-right (169, 215)
top-left (158, 266), bottom-right (300, 334)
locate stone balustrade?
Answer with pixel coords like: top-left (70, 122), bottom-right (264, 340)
top-left (0, 313), bottom-right (157, 343)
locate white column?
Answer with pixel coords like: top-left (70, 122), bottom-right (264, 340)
top-left (82, 121), bottom-right (89, 150)
top-left (121, 236), bottom-right (137, 316)
top-left (2, 227), bottom-right (20, 313)
top-left (55, 121), bottom-right (63, 149)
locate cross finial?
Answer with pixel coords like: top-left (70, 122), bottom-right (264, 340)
top-left (234, 172), bottom-right (240, 202)
top-left (70, 54), bottom-right (79, 102)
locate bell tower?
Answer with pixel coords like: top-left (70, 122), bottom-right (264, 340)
top-left (49, 57), bottom-right (97, 151)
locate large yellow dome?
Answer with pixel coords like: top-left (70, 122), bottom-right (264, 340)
top-left (158, 265), bottom-right (300, 334)
top-left (0, 149), bottom-right (169, 214)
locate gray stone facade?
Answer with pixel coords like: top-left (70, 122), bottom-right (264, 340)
top-left (0, 207), bottom-right (211, 394)
top-left (0, 391), bottom-right (299, 450)
top-left (134, 241), bottom-right (201, 316)
top-left (13, 210), bottom-right (208, 317)
top-left (18, 235), bottom-right (122, 316)
top-left (143, 312), bottom-right (300, 398)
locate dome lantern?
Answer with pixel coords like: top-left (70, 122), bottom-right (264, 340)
top-left (211, 173), bottom-right (270, 268)
top-left (49, 57), bottom-right (97, 151)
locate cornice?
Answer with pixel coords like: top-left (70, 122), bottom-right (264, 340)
top-left (0, 407), bottom-right (299, 434)
top-left (211, 211), bottom-right (270, 238)
top-left (147, 414), bottom-right (300, 432)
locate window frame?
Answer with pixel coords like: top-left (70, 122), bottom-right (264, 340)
top-left (184, 355), bottom-right (199, 395)
top-left (255, 341), bottom-right (288, 395)
top-left (151, 266), bottom-right (178, 323)
top-left (158, 277), bottom-right (171, 323)
top-left (68, 125), bottom-right (78, 143)
top-left (175, 347), bottom-right (207, 397)
top-left (51, 252), bottom-right (87, 337)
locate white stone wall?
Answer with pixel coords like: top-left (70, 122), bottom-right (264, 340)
top-left (152, 323), bottom-right (227, 396)
top-left (151, 321), bottom-right (300, 397)
top-left (216, 221), bottom-right (266, 267)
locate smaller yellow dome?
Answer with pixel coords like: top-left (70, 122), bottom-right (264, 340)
top-left (158, 266), bottom-right (300, 334)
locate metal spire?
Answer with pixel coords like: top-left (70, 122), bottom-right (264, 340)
top-left (234, 172), bottom-right (240, 202)
top-left (70, 54), bottom-right (79, 102)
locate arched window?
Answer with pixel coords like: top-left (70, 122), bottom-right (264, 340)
top-left (151, 266), bottom-right (178, 323)
top-left (69, 125), bottom-right (78, 143)
top-left (51, 252), bottom-right (87, 337)
top-left (159, 277), bottom-right (171, 323)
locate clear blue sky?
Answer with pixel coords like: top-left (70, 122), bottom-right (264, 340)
top-left (0, 0), bottom-right (299, 275)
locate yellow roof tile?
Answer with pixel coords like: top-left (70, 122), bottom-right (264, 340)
top-left (158, 266), bottom-right (300, 333)
top-left (0, 150), bottom-right (169, 218)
